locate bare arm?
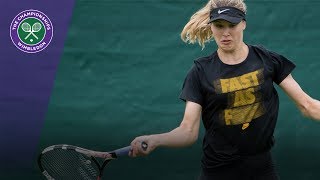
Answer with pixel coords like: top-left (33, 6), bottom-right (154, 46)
top-left (279, 74), bottom-right (320, 120)
top-left (130, 101), bottom-right (202, 157)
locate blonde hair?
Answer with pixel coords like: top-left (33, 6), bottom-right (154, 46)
top-left (180, 0), bottom-right (247, 49)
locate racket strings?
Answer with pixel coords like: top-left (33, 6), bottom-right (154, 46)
top-left (21, 23), bottom-right (31, 32)
top-left (32, 22), bottom-right (42, 32)
top-left (40, 149), bottom-right (100, 180)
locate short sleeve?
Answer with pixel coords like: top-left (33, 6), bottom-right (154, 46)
top-left (179, 63), bottom-right (204, 106)
top-left (269, 51), bottom-right (296, 84)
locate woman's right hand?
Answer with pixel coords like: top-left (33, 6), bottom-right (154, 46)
top-left (129, 135), bottom-right (159, 157)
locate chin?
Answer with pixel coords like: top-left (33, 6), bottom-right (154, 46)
top-left (219, 45), bottom-right (235, 52)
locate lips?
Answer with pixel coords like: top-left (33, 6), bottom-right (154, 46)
top-left (221, 40), bottom-right (231, 44)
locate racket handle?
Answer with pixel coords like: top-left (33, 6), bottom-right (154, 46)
top-left (114, 142), bottom-right (148, 157)
top-left (114, 146), bottom-right (131, 157)
top-left (141, 141), bottom-right (148, 151)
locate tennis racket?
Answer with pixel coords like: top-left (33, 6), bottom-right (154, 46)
top-left (38, 142), bottom-right (148, 180)
top-left (22, 22), bottom-right (41, 40)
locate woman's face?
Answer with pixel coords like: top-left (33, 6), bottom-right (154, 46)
top-left (210, 20), bottom-right (246, 52)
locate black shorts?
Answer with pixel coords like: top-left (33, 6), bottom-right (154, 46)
top-left (198, 151), bottom-right (279, 180)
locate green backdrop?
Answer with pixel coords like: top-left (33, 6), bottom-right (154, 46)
top-left (36, 0), bottom-right (320, 179)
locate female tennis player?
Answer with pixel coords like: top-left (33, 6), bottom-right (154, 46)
top-left (129, 0), bottom-right (320, 179)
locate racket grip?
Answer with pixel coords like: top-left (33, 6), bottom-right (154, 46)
top-left (114, 142), bottom-right (148, 157)
top-left (114, 146), bottom-right (131, 157)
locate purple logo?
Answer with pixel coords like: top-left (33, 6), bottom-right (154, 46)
top-left (10, 9), bottom-right (53, 53)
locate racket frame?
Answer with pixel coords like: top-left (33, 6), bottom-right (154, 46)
top-left (38, 144), bottom-right (119, 180)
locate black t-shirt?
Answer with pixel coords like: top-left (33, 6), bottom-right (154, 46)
top-left (179, 45), bottom-right (295, 171)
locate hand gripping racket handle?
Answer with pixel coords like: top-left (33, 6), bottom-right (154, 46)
top-left (114, 141), bottom-right (148, 157)
top-left (141, 141), bottom-right (148, 151)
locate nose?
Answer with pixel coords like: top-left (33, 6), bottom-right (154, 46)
top-left (222, 28), bottom-right (230, 36)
